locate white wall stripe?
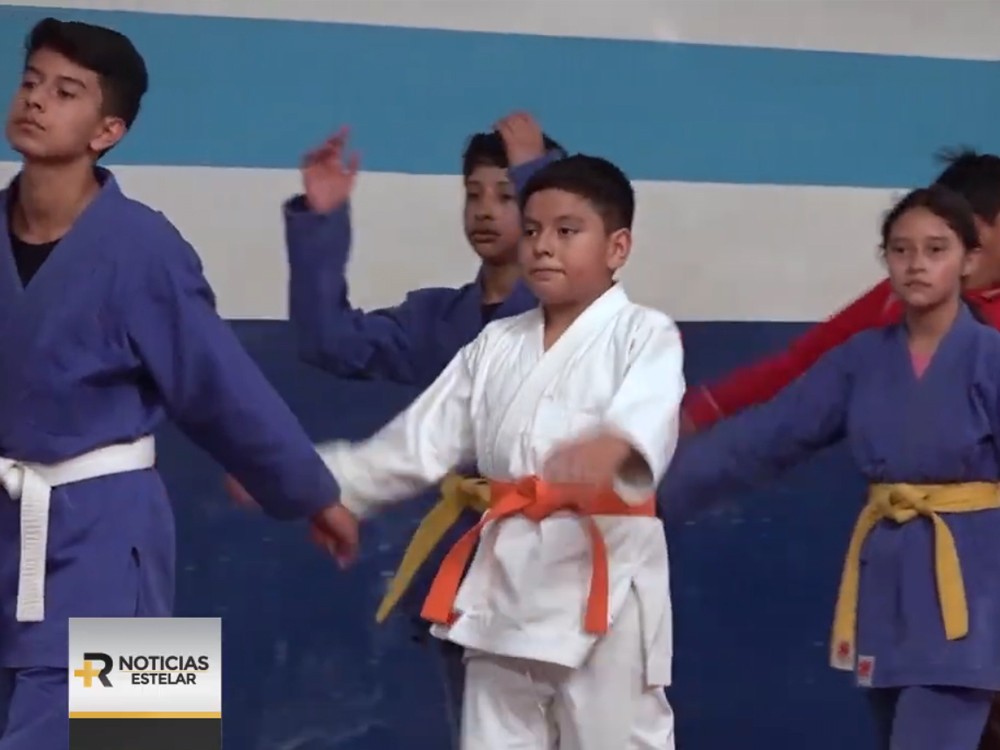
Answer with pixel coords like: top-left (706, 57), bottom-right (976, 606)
top-left (1, 0), bottom-right (996, 61)
top-left (0, 161), bottom-right (897, 322)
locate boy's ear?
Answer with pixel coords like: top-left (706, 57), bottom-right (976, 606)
top-left (89, 115), bottom-right (127, 154)
top-left (606, 227), bottom-right (631, 271)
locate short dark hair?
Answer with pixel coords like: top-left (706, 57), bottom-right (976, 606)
top-left (933, 147), bottom-right (1000, 224)
top-left (24, 17), bottom-right (149, 130)
top-left (462, 131), bottom-right (564, 178)
top-left (519, 154), bottom-right (635, 232)
top-left (880, 183), bottom-right (979, 252)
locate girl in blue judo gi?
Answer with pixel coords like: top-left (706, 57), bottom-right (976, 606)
top-left (663, 183), bottom-right (1000, 749)
top-left (0, 18), bottom-right (352, 750)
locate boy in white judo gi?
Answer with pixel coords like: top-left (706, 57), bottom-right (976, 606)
top-left (300, 154), bottom-right (685, 748)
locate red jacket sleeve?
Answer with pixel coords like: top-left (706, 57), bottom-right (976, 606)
top-left (966, 289), bottom-right (1000, 329)
top-left (684, 279), bottom-right (901, 429)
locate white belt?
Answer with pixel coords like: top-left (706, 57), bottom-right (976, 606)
top-left (0, 435), bottom-right (157, 622)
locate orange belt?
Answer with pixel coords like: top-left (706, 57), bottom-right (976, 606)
top-left (420, 476), bottom-right (656, 635)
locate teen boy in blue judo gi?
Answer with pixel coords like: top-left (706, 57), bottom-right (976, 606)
top-left (0, 17), bottom-right (354, 749)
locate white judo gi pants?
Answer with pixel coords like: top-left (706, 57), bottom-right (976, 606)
top-left (460, 591), bottom-right (675, 749)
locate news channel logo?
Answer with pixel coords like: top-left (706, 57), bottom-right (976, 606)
top-left (69, 617), bottom-right (221, 718)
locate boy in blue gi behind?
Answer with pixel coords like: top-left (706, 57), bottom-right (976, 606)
top-left (284, 112), bottom-right (563, 385)
top-left (0, 17), bottom-right (353, 750)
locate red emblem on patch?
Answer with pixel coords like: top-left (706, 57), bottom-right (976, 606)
top-left (856, 655), bottom-right (875, 686)
top-left (836, 641), bottom-right (850, 658)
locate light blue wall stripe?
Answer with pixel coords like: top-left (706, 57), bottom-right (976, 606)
top-left (1, 6), bottom-right (997, 187)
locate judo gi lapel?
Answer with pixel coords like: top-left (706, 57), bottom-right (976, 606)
top-left (19, 169), bottom-right (119, 303)
top-left (465, 272), bottom-right (538, 324)
top-left (454, 278), bottom-right (489, 341)
top-left (890, 303), bottom-right (984, 474)
top-left (447, 275), bottom-right (537, 347)
top-left (34, 169), bottom-right (118, 287)
top-left (931, 303), bottom-right (979, 365)
top-left (0, 168), bottom-right (119, 286)
top-left (0, 180), bottom-right (25, 307)
top-left (894, 302), bottom-right (978, 385)
top-left (493, 284), bottom-right (629, 448)
top-left (0, 169), bottom-right (121, 346)
top-left (496, 279), bottom-right (537, 318)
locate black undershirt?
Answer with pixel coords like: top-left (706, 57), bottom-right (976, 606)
top-left (481, 302), bottom-right (502, 325)
top-left (6, 193), bottom-right (59, 287)
top-left (9, 231), bottom-right (57, 287)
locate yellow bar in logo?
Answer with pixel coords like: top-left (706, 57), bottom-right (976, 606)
top-left (70, 712), bottom-right (221, 719)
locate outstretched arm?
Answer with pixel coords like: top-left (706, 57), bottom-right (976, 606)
top-left (284, 115), bottom-right (562, 384)
top-left (663, 338), bottom-right (856, 522)
top-left (126, 223), bottom-right (339, 522)
top-left (283, 170), bottom-right (427, 382)
top-left (683, 279), bottom-right (896, 430)
top-left (317, 339), bottom-right (482, 518)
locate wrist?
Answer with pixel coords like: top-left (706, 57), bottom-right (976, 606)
top-left (339, 494), bottom-right (370, 520)
top-left (507, 148), bottom-right (545, 168)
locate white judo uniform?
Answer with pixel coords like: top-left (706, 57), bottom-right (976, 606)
top-left (321, 284), bottom-right (685, 749)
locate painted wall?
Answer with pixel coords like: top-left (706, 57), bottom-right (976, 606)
top-left (0, 1), bottom-right (998, 748)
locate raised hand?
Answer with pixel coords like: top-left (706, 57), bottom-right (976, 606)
top-left (301, 126), bottom-right (360, 214)
top-left (494, 111), bottom-right (547, 168)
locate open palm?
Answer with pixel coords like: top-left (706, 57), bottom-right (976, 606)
top-left (301, 126), bottom-right (360, 214)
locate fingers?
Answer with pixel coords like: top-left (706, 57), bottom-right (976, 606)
top-left (495, 110), bottom-right (533, 136)
top-left (496, 111), bottom-right (541, 145)
top-left (494, 111), bottom-right (545, 166)
top-left (344, 151), bottom-right (361, 178)
top-left (301, 126), bottom-right (355, 169)
top-left (317, 126), bottom-right (349, 155)
top-left (543, 437), bottom-right (623, 489)
top-left (542, 447), bottom-right (571, 482)
top-left (309, 525), bottom-right (330, 549)
top-left (494, 115), bottom-right (512, 140)
top-left (310, 507), bottom-right (360, 569)
top-left (334, 539), bottom-right (359, 569)
top-left (327, 125), bottom-right (349, 146)
top-left (325, 535), bottom-right (358, 569)
top-left (543, 445), bottom-right (597, 485)
top-left (224, 475), bottom-right (258, 509)
top-left (310, 525), bottom-right (356, 568)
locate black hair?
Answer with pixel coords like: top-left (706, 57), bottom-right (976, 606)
top-left (462, 131), bottom-right (565, 178)
top-left (880, 183), bottom-right (979, 253)
top-left (24, 18), bottom-right (149, 130)
top-left (519, 154), bottom-right (635, 233)
top-left (933, 147), bottom-right (1000, 224)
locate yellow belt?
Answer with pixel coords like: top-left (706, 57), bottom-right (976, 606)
top-left (830, 481), bottom-right (1000, 670)
top-left (375, 472), bottom-right (491, 623)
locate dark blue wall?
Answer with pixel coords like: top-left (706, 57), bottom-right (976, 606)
top-left (165, 321), bottom-right (875, 749)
